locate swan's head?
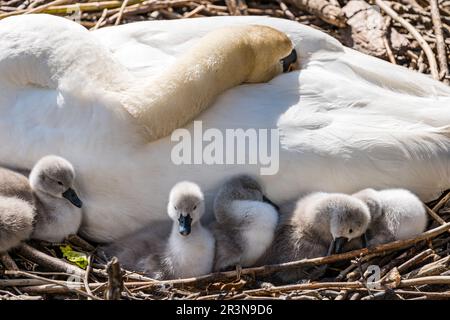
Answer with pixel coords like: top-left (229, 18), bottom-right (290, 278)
top-left (168, 181), bottom-right (205, 236)
top-left (320, 194), bottom-right (371, 255)
top-left (352, 188), bottom-right (383, 221)
top-left (29, 155), bottom-right (82, 208)
top-left (244, 25), bottom-right (298, 83)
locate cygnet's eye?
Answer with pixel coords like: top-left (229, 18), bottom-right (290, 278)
top-left (349, 229), bottom-right (353, 234)
top-left (57, 181), bottom-right (63, 186)
top-left (193, 205), bottom-right (197, 210)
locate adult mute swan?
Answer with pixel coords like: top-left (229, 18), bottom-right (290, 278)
top-left (0, 14), bottom-right (449, 242)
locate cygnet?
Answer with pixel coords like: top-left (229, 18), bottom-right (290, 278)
top-left (211, 175), bottom-right (279, 271)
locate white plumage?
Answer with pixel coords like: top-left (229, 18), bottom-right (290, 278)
top-left (0, 14), bottom-right (449, 242)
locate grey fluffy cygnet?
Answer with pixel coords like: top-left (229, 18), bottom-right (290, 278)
top-left (211, 175), bottom-right (279, 271)
top-left (102, 181), bottom-right (215, 279)
top-left (0, 155), bottom-right (82, 248)
top-left (28, 156), bottom-right (82, 242)
top-left (0, 195), bottom-right (34, 252)
top-left (261, 192), bottom-right (371, 281)
top-left (352, 188), bottom-right (427, 246)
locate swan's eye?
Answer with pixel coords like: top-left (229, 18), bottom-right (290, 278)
top-left (57, 181), bottom-right (63, 186)
top-left (193, 205), bottom-right (197, 210)
top-left (174, 206), bottom-right (178, 211)
top-left (349, 229), bottom-right (353, 234)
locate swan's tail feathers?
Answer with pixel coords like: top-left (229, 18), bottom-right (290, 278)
top-left (0, 196), bottom-right (35, 252)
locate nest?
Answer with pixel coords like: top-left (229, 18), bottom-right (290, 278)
top-left (0, 193), bottom-right (449, 300)
top-left (0, 0), bottom-right (450, 300)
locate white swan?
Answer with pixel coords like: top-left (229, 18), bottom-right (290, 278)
top-left (1, 14), bottom-right (449, 242)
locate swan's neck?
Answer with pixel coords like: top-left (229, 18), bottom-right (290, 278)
top-left (122, 25), bottom-right (294, 141)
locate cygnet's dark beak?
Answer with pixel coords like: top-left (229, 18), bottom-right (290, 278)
top-left (62, 188), bottom-right (83, 208)
top-left (329, 237), bottom-right (349, 255)
top-left (178, 214), bottom-right (192, 236)
top-left (262, 195), bottom-right (280, 211)
top-left (281, 48), bottom-right (298, 73)
top-left (361, 233), bottom-right (369, 248)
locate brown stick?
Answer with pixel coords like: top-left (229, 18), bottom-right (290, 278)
top-left (15, 243), bottom-right (86, 277)
top-left (0, 279), bottom-right (48, 287)
top-left (240, 275), bottom-right (450, 296)
top-left (432, 191), bottom-right (450, 212)
top-left (114, 0), bottom-right (129, 25)
top-left (4, 270), bottom-right (101, 300)
top-left (396, 249), bottom-right (434, 274)
top-left (394, 289), bottom-right (450, 299)
top-left (430, 0), bottom-right (449, 83)
top-left (401, 0), bottom-right (429, 15)
top-left (225, 0), bottom-right (238, 15)
top-left (375, 0), bottom-right (439, 80)
top-left (399, 275), bottom-right (450, 287)
top-left (425, 206), bottom-right (449, 232)
top-left (84, 255), bottom-right (94, 299)
top-left (404, 255), bottom-right (450, 279)
top-left (383, 36), bottom-right (397, 64)
top-left (105, 257), bottom-right (123, 300)
top-left (0, 252), bottom-right (19, 271)
top-left (184, 4), bottom-right (205, 18)
top-left (0, 0), bottom-right (72, 19)
top-left (285, 0), bottom-right (346, 27)
top-left (67, 234), bottom-right (96, 252)
top-left (277, 0), bottom-right (296, 20)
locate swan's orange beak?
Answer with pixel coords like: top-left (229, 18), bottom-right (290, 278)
top-left (281, 48), bottom-right (298, 72)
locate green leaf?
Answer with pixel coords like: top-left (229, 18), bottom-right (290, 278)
top-left (60, 245), bottom-right (89, 269)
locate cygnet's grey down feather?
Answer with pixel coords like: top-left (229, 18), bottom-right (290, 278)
top-left (0, 196), bottom-right (35, 252)
top-left (102, 182), bottom-right (215, 279)
top-left (352, 188), bottom-right (427, 246)
top-left (260, 192), bottom-right (371, 282)
top-left (212, 175), bottom-right (279, 271)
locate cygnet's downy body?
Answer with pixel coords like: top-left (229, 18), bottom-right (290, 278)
top-left (0, 155), bottom-right (81, 248)
top-left (0, 195), bottom-right (34, 252)
top-left (212, 175), bottom-right (279, 271)
top-left (102, 182), bottom-right (215, 279)
top-left (261, 192), bottom-right (371, 282)
top-left (29, 155), bottom-right (83, 242)
top-left (352, 188), bottom-right (427, 246)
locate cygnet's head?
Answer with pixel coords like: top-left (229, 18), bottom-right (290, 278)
top-left (352, 188), bottom-right (382, 221)
top-left (167, 181), bottom-right (205, 236)
top-left (224, 175), bottom-right (278, 209)
top-left (320, 194), bottom-right (371, 255)
top-left (29, 155), bottom-right (82, 208)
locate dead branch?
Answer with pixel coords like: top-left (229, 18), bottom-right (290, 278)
top-left (285, 0), bottom-right (346, 27)
top-left (429, 0), bottom-right (449, 83)
top-left (105, 257), bottom-right (123, 300)
top-left (375, 0), bottom-right (440, 80)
